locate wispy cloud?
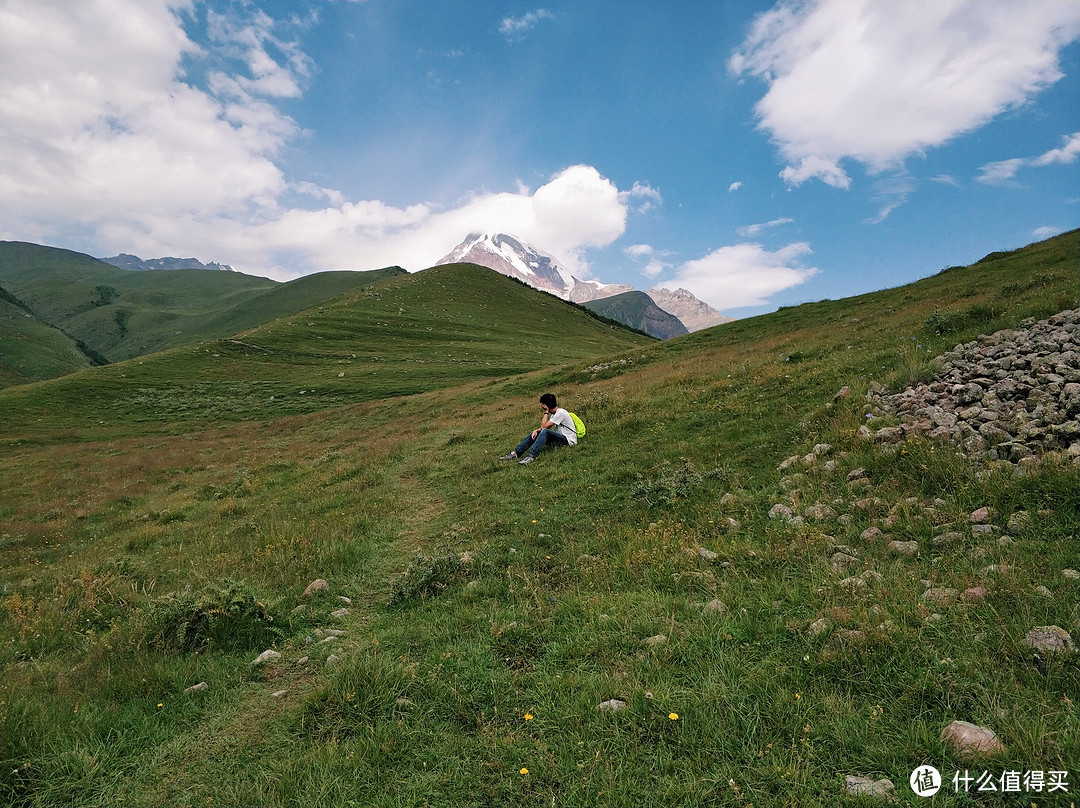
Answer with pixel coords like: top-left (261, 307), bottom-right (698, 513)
top-left (731, 0), bottom-right (1079, 192)
top-left (499, 9), bottom-right (553, 42)
top-left (620, 181), bottom-right (662, 213)
top-left (977, 131), bottom-right (1080, 184)
top-left (737, 217), bottom-right (794, 238)
top-left (728, 181), bottom-right (743, 192)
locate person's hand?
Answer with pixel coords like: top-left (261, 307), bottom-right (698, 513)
top-left (531, 429), bottom-right (540, 439)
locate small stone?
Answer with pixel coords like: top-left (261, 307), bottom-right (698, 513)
top-left (330, 608), bottom-right (350, 618)
top-left (644, 634), bottom-right (667, 647)
top-left (303, 579), bottom-right (330, 597)
top-left (807, 617), bottom-right (831, 637)
top-left (805, 503), bottom-right (837, 521)
top-left (845, 775), bottom-right (896, 800)
top-left (1034, 586), bottom-right (1053, 598)
top-left (252, 649), bottom-right (281, 666)
top-left (1006, 511), bottom-right (1032, 533)
top-left (922, 588), bottom-right (958, 606)
top-left (297, 656), bottom-right (309, 665)
top-left (860, 527), bottom-right (883, 542)
top-left (846, 468), bottom-right (868, 482)
top-left (768, 504), bottom-right (793, 520)
top-left (1024, 625), bottom-right (1076, 654)
top-left (960, 586), bottom-right (988, 603)
top-left (338, 596), bottom-right (352, 605)
top-left (837, 576), bottom-right (868, 591)
top-left (271, 690), bottom-right (288, 698)
top-left (1063, 569), bottom-right (1080, 580)
top-left (697, 547), bottom-right (719, 562)
top-left (325, 654), bottom-right (341, 667)
top-left (598, 699), bottom-right (627, 712)
top-left (185, 682), bottom-right (209, 693)
top-left (830, 552), bottom-right (860, 571)
top-left (941, 720), bottom-right (1006, 758)
top-left (887, 540), bottom-right (919, 556)
top-left (703, 599), bottom-right (728, 616)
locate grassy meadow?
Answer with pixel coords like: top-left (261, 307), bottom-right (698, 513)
top-left (2, 231), bottom-right (1078, 807)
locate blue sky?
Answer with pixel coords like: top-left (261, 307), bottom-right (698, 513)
top-left (2, 0), bottom-right (1077, 317)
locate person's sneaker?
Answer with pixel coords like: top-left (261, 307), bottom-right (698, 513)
top-left (499, 452), bottom-right (518, 461)
top-left (518, 455), bottom-right (535, 465)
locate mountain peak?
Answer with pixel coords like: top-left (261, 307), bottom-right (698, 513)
top-left (436, 232), bottom-right (576, 297)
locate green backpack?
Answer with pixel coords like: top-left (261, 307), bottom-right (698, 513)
top-left (569, 411), bottom-right (586, 439)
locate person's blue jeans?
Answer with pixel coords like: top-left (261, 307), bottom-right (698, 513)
top-left (515, 428), bottom-right (569, 458)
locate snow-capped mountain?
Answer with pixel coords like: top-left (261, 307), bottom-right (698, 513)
top-left (101, 253), bottom-right (236, 272)
top-left (436, 233), bottom-right (577, 298)
top-left (435, 232), bottom-right (731, 335)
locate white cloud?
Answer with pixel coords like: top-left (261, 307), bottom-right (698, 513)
top-left (624, 243), bottom-right (671, 279)
top-left (977, 131), bottom-right (1080, 184)
top-left (728, 181), bottom-right (743, 192)
top-left (1034, 131), bottom-right (1080, 166)
top-left (737, 217), bottom-right (794, 238)
top-left (656, 242), bottom-right (818, 310)
top-left (0, 2), bottom-right (630, 280)
top-left (1033, 225), bottom-right (1064, 239)
top-left (732, 0), bottom-right (1080, 186)
top-left (620, 181), bottom-right (662, 213)
top-left (499, 9), bottom-right (553, 41)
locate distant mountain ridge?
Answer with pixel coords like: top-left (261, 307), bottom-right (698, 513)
top-left (435, 232), bottom-right (731, 336)
top-left (101, 253), bottom-right (237, 272)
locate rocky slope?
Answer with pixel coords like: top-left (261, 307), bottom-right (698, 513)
top-left (861, 308), bottom-right (1080, 470)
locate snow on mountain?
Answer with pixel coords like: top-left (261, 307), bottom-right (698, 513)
top-left (436, 233), bottom-right (577, 298)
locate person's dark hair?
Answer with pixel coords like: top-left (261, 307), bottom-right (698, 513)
top-left (539, 393), bottom-right (557, 409)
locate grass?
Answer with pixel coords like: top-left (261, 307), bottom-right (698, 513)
top-left (1, 230), bottom-right (1078, 807)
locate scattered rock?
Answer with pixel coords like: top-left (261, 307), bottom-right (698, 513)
top-left (271, 689), bottom-right (288, 698)
top-left (768, 504), bottom-right (794, 520)
top-left (1024, 625), bottom-right (1076, 654)
top-left (807, 617), bottom-right (831, 637)
top-left (330, 608), bottom-right (350, 618)
top-left (303, 579), bottom-right (330, 597)
top-left (703, 599), bottom-right (728, 616)
top-left (1063, 569), bottom-right (1080, 581)
top-left (697, 547), bottom-right (719, 562)
top-left (252, 649), bottom-right (281, 666)
top-left (185, 682), bottom-right (208, 693)
top-left (941, 720), bottom-right (1006, 758)
top-left (805, 503), bottom-right (837, 521)
top-left (830, 552), bottom-right (860, 571)
top-left (1006, 511), bottom-right (1032, 533)
top-left (969, 507), bottom-right (993, 524)
top-left (644, 634), bottom-right (668, 648)
top-left (960, 586), bottom-right (988, 603)
top-left (860, 527), bottom-right (883, 542)
top-left (887, 540), bottom-right (919, 557)
top-left (325, 654), bottom-right (341, 667)
top-left (845, 775), bottom-right (896, 800)
top-left (598, 699), bottom-right (627, 712)
top-left (922, 588), bottom-right (959, 607)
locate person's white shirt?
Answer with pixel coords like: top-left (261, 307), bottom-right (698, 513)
top-left (548, 407), bottom-right (578, 446)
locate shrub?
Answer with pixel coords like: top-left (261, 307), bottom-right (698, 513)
top-left (142, 579), bottom-right (282, 654)
top-left (388, 552), bottom-right (463, 607)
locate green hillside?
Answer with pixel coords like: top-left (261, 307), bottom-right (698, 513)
top-left (0, 262), bottom-right (654, 440)
top-left (1, 231), bottom-right (1077, 807)
top-left (0, 289), bottom-right (99, 387)
top-left (0, 242), bottom-right (405, 382)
